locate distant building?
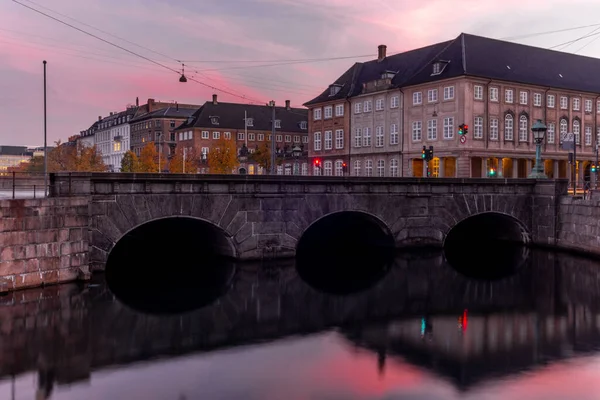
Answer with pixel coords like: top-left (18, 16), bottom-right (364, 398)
top-left (94, 107), bottom-right (136, 172)
top-left (174, 95), bottom-right (309, 174)
top-left (0, 146), bottom-right (30, 174)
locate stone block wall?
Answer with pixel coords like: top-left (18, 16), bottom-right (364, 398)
top-left (557, 197), bottom-right (600, 255)
top-left (0, 197), bottom-right (91, 291)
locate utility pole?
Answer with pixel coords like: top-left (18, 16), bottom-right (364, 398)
top-left (596, 143), bottom-right (599, 189)
top-left (43, 60), bottom-right (48, 197)
top-left (269, 100), bottom-right (276, 175)
top-left (573, 132), bottom-right (577, 196)
top-left (158, 133), bottom-right (162, 173)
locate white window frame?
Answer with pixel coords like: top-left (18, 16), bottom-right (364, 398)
top-left (533, 93), bottom-right (542, 107)
top-left (490, 87), bottom-right (499, 102)
top-left (413, 92), bottom-right (422, 105)
top-left (335, 129), bottom-right (344, 149)
top-left (474, 85), bottom-right (483, 100)
top-left (443, 117), bottom-right (454, 139)
top-left (324, 106), bottom-right (332, 119)
top-left (335, 160), bottom-right (344, 176)
top-left (505, 89), bottom-right (514, 103)
top-left (313, 108), bottom-right (322, 120)
top-left (547, 95), bottom-right (555, 108)
top-left (377, 159), bottom-right (385, 177)
top-left (519, 91), bottom-right (528, 105)
top-left (428, 89), bottom-right (438, 103)
top-left (412, 121), bottom-right (422, 141)
top-left (354, 128), bottom-right (362, 148)
top-left (490, 118), bottom-right (498, 141)
top-left (390, 159), bottom-right (399, 177)
top-left (505, 115), bottom-right (514, 141)
top-left (324, 160), bottom-right (333, 176)
top-left (324, 130), bottom-right (333, 150)
top-left (364, 100), bottom-right (372, 112)
top-left (474, 117), bottom-right (483, 139)
top-left (573, 120), bottom-right (581, 144)
top-left (363, 127), bottom-right (371, 147)
top-left (573, 98), bottom-right (580, 111)
top-left (390, 96), bottom-right (399, 108)
top-left (560, 96), bottom-right (568, 109)
top-left (313, 131), bottom-right (321, 151)
top-left (443, 86), bottom-right (454, 100)
top-left (376, 98), bottom-right (385, 110)
top-left (365, 160), bottom-right (373, 177)
top-left (375, 126), bottom-right (384, 147)
top-left (353, 160), bottom-right (361, 176)
top-left (335, 104), bottom-right (344, 116)
top-left (427, 119), bottom-right (437, 141)
top-left (585, 126), bottom-right (592, 145)
top-left (547, 123), bottom-right (555, 144)
top-left (390, 124), bottom-right (399, 145)
top-left (354, 102), bottom-right (362, 114)
top-left (519, 115), bottom-right (528, 142)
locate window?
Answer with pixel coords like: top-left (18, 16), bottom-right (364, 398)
top-left (390, 159), bottom-right (399, 177)
top-left (490, 87), bottom-right (499, 102)
top-left (213, 131), bottom-right (220, 139)
top-left (432, 63), bottom-right (442, 75)
top-left (335, 160), bottom-right (344, 176)
top-left (597, 128), bottom-right (600, 146)
top-left (313, 164), bottom-right (321, 176)
top-left (427, 120), bottom-right (437, 140)
top-left (364, 100), bottom-right (372, 112)
top-left (313, 109), bottom-right (321, 120)
top-left (284, 135), bottom-right (291, 142)
top-left (324, 106), bottom-right (332, 119)
top-left (202, 131), bottom-right (209, 139)
top-left (376, 98), bottom-right (384, 110)
top-left (170, 120), bottom-right (176, 128)
top-left (377, 160), bottom-right (385, 177)
top-left (412, 121), bottom-right (422, 141)
top-left (365, 160), bottom-right (373, 177)
top-left (505, 89), bottom-right (514, 103)
top-left (413, 92), bottom-right (422, 105)
top-left (573, 98), bottom-right (580, 111)
top-left (303, 136), bottom-right (309, 143)
top-left (560, 119), bottom-right (568, 143)
top-left (324, 160), bottom-right (333, 176)
top-left (585, 126), bottom-right (592, 145)
top-left (505, 115), bottom-right (514, 140)
top-left (294, 135), bottom-right (300, 143)
top-left (519, 115), bottom-right (528, 142)
top-left (490, 118), bottom-right (499, 140)
top-left (335, 104), bottom-right (344, 116)
top-left (113, 142), bottom-right (121, 152)
top-left (355, 102), bottom-right (362, 114)
top-left (547, 123), bottom-right (555, 144)
top-left (597, 101), bottom-right (600, 113)
top-left (533, 93), bottom-right (542, 107)
top-left (313, 132), bottom-right (322, 150)
top-left (354, 128), bottom-right (362, 147)
top-left (390, 124), bottom-right (399, 145)
top-left (585, 99), bottom-right (593, 113)
top-left (178, 132), bottom-right (183, 141)
top-left (335, 129), bottom-right (344, 149)
top-left (224, 132), bottom-right (231, 139)
top-left (249, 133), bottom-right (255, 141)
top-left (363, 127), bottom-right (371, 147)
top-left (428, 89), bottom-right (438, 103)
top-left (474, 117), bottom-right (483, 139)
top-left (275, 120), bottom-right (281, 128)
top-left (300, 121), bottom-right (307, 129)
top-left (560, 96), bottom-right (568, 109)
top-left (573, 120), bottom-right (580, 144)
top-left (443, 117), bottom-right (454, 139)
top-left (257, 133), bottom-right (264, 141)
top-left (390, 96), bottom-right (399, 108)
top-left (301, 163), bottom-right (308, 176)
top-left (548, 95), bottom-right (555, 108)
top-left (324, 130), bottom-right (332, 149)
top-left (353, 160), bottom-right (361, 176)
top-left (375, 126), bottom-right (384, 147)
top-left (519, 91), bottom-right (528, 105)
top-left (443, 86), bottom-right (454, 100)
top-left (474, 85), bottom-right (483, 100)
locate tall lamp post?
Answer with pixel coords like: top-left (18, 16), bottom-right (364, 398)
top-left (528, 119), bottom-right (548, 179)
top-left (43, 60), bottom-right (48, 197)
top-left (292, 145), bottom-right (302, 175)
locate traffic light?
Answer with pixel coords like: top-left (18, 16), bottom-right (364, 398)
top-left (463, 124), bottom-right (469, 136)
top-left (422, 146), bottom-right (427, 159)
top-left (314, 158), bottom-right (322, 171)
top-left (342, 162), bottom-right (348, 173)
top-left (593, 164), bottom-right (597, 173)
top-left (458, 124), bottom-right (464, 135)
top-left (428, 146), bottom-right (434, 160)
top-left (489, 168), bottom-right (496, 177)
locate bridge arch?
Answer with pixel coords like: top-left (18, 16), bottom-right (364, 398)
top-left (444, 211), bottom-right (531, 247)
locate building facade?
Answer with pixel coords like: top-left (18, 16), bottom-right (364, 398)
top-left (174, 95), bottom-right (309, 174)
top-left (94, 108), bottom-right (135, 172)
top-left (304, 34), bottom-right (600, 185)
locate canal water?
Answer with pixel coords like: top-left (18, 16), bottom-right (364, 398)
top-left (1, 247), bottom-right (600, 399)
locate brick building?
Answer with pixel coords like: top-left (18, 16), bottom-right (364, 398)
top-left (174, 95), bottom-right (309, 174)
top-left (305, 33), bottom-right (600, 183)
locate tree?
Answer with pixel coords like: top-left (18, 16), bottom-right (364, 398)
top-left (169, 146), bottom-right (198, 174)
top-left (76, 145), bottom-right (107, 172)
top-left (48, 140), bottom-right (77, 172)
top-left (207, 137), bottom-right (239, 174)
top-left (250, 142), bottom-right (273, 172)
top-left (138, 142), bottom-right (159, 173)
top-left (121, 150), bottom-right (139, 172)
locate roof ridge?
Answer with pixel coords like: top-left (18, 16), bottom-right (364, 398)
top-left (460, 33), bottom-right (467, 74)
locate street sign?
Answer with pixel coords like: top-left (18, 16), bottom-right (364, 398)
top-left (560, 132), bottom-right (575, 150)
top-left (460, 136), bottom-right (467, 144)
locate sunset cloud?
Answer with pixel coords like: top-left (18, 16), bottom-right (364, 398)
top-left (2, 0), bottom-right (600, 145)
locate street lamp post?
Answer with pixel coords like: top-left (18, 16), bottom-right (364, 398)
top-left (292, 145), bottom-right (302, 175)
top-left (528, 119), bottom-right (548, 179)
top-left (43, 60), bottom-right (48, 197)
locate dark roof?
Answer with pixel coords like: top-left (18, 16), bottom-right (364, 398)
top-left (131, 106), bottom-right (197, 122)
top-left (176, 101), bottom-right (308, 133)
top-left (0, 146), bottom-right (28, 156)
top-left (305, 33), bottom-right (600, 105)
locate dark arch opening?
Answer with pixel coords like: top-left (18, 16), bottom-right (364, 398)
top-left (296, 212), bottom-right (395, 295)
top-left (106, 217), bottom-right (236, 314)
top-left (444, 212), bottom-right (530, 280)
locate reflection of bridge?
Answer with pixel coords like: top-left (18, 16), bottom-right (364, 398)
top-left (1, 250), bottom-right (600, 392)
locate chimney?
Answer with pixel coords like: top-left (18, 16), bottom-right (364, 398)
top-left (98, 116), bottom-right (101, 121)
top-left (378, 44), bottom-right (387, 62)
top-left (212, 94), bottom-right (218, 105)
top-left (176, 102), bottom-right (179, 111)
top-left (285, 100), bottom-right (291, 110)
top-left (136, 97), bottom-right (139, 107)
top-left (110, 112), bottom-right (113, 116)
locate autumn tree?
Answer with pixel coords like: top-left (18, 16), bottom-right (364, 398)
top-left (121, 150), bottom-right (139, 172)
top-left (138, 142), bottom-right (159, 173)
top-left (169, 146), bottom-right (198, 173)
top-left (250, 141), bottom-right (277, 173)
top-left (48, 140), bottom-right (77, 172)
top-left (207, 137), bottom-right (239, 174)
top-left (11, 156), bottom-right (44, 173)
top-left (76, 145), bottom-right (107, 172)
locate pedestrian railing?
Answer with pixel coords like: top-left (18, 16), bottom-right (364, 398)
top-left (0, 172), bottom-right (48, 199)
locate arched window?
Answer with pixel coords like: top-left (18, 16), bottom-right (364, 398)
top-left (504, 114), bottom-right (514, 141)
top-left (573, 120), bottom-right (581, 144)
top-left (519, 115), bottom-right (528, 142)
top-left (334, 159), bottom-right (344, 176)
top-left (324, 160), bottom-right (333, 176)
top-left (560, 119), bottom-right (568, 142)
top-left (389, 159), bottom-right (399, 177)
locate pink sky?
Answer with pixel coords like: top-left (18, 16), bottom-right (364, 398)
top-left (2, 0), bottom-right (600, 146)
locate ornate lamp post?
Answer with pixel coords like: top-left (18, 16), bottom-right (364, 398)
top-left (292, 145), bottom-right (302, 175)
top-left (529, 119), bottom-right (548, 179)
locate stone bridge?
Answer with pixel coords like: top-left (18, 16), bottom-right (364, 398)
top-left (0, 251), bottom-right (599, 392)
top-left (47, 173), bottom-right (567, 272)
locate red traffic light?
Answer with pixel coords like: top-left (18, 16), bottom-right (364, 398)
top-left (464, 125), bottom-right (469, 129)
top-left (314, 158), bottom-right (321, 166)
top-left (342, 162), bottom-right (347, 167)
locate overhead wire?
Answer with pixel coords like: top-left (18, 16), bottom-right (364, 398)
top-left (500, 23), bottom-right (600, 41)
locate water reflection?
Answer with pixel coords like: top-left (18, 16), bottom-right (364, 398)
top-left (1, 249), bottom-right (600, 399)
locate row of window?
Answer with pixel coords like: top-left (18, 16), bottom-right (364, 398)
top-left (132, 120), bottom-right (177, 132)
top-left (313, 159), bottom-right (400, 177)
top-left (178, 131), bottom-right (308, 144)
top-left (411, 118), bottom-right (456, 141)
top-left (412, 86), bottom-right (455, 105)
top-left (313, 104), bottom-right (344, 120)
top-left (98, 115), bottom-right (132, 130)
top-left (476, 86), bottom-right (600, 112)
top-left (353, 125), bottom-right (400, 147)
top-left (313, 130), bottom-right (344, 151)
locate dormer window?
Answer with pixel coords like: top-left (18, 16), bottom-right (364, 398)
top-left (246, 118), bottom-right (254, 127)
top-left (300, 121), bottom-right (307, 130)
top-left (431, 60), bottom-right (449, 76)
top-left (187, 116), bottom-right (194, 124)
top-left (381, 70), bottom-right (396, 79)
top-left (275, 120), bottom-right (281, 128)
top-left (210, 116), bottom-right (220, 125)
top-left (329, 84), bottom-right (342, 96)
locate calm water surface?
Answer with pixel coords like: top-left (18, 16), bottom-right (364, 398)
top-left (1, 248), bottom-right (600, 400)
